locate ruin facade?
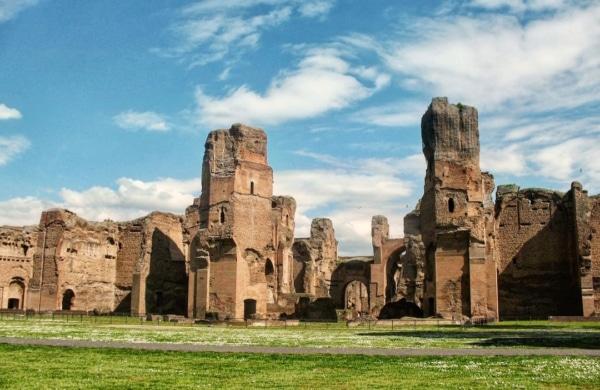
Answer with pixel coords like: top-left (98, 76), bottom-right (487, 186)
top-left (1, 99), bottom-right (598, 321)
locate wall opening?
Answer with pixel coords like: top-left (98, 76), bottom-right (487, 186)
top-left (344, 280), bottom-right (369, 314)
top-left (448, 198), bottom-right (455, 213)
top-left (220, 207), bottom-right (226, 224)
top-left (7, 298), bottom-right (20, 309)
top-left (244, 299), bottom-right (257, 320)
top-left (428, 297), bottom-right (435, 315)
top-left (250, 181), bottom-right (255, 195)
top-left (62, 289), bottom-right (75, 310)
top-left (21, 245), bottom-right (28, 256)
top-left (7, 279), bottom-right (25, 310)
top-left (265, 259), bottom-right (274, 276)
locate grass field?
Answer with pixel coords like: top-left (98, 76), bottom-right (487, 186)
top-left (0, 318), bottom-right (599, 349)
top-left (0, 344), bottom-right (599, 389)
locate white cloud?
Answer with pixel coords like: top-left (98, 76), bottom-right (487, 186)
top-left (367, 3), bottom-right (600, 114)
top-left (0, 135), bottom-right (30, 165)
top-left (195, 49), bottom-right (388, 127)
top-left (481, 145), bottom-right (528, 175)
top-left (275, 152), bottom-right (420, 254)
top-left (0, 103), bottom-right (22, 120)
top-left (58, 177), bottom-right (201, 221)
top-left (0, 177), bottom-right (201, 226)
top-left (114, 111), bottom-right (170, 132)
top-left (0, 196), bottom-right (52, 226)
top-left (298, 0), bottom-right (335, 18)
top-left (530, 138), bottom-right (600, 187)
top-left (0, 0), bottom-right (37, 23)
top-left (469, 0), bottom-right (568, 13)
top-left (350, 101), bottom-right (425, 127)
top-left (162, 0), bottom-right (335, 67)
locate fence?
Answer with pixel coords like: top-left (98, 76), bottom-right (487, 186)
top-left (0, 310), bottom-right (472, 330)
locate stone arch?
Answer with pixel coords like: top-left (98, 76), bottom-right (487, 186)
top-left (265, 258), bottom-right (275, 304)
top-left (386, 247), bottom-right (406, 303)
top-left (265, 259), bottom-right (274, 277)
top-left (6, 278), bottom-right (25, 310)
top-left (62, 289), bottom-right (75, 310)
top-left (344, 280), bottom-right (369, 314)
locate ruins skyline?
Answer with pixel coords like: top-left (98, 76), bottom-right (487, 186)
top-left (1, 1), bottom-right (599, 255)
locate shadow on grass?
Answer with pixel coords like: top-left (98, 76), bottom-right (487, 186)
top-left (356, 330), bottom-right (600, 349)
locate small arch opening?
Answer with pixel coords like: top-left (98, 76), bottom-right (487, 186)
top-left (250, 181), bottom-right (255, 195)
top-left (62, 289), bottom-right (75, 311)
top-left (285, 215), bottom-right (289, 226)
top-left (220, 207), bottom-right (226, 224)
top-left (265, 259), bottom-right (274, 276)
top-left (448, 198), bottom-right (455, 213)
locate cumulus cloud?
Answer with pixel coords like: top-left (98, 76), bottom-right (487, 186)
top-left (0, 0), bottom-right (37, 23)
top-left (0, 135), bottom-right (30, 165)
top-left (358, 3), bottom-right (600, 114)
top-left (161, 0), bottom-right (336, 67)
top-left (0, 177), bottom-right (201, 226)
top-left (0, 196), bottom-right (53, 226)
top-left (0, 103), bottom-right (22, 120)
top-left (113, 111), bottom-right (170, 132)
top-left (275, 152), bottom-right (422, 254)
top-left (195, 49), bottom-right (388, 127)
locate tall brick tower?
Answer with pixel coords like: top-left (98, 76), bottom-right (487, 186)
top-left (420, 97), bottom-right (498, 320)
top-left (185, 124), bottom-right (295, 320)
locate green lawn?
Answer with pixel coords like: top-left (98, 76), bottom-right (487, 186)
top-left (0, 318), bottom-right (599, 349)
top-left (0, 344), bottom-right (598, 389)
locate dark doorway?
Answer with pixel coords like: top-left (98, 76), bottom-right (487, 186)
top-left (7, 298), bottom-right (19, 309)
top-left (62, 289), bottom-right (75, 310)
top-left (244, 299), bottom-right (257, 320)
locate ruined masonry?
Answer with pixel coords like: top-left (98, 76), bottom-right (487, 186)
top-left (1, 99), bottom-right (599, 321)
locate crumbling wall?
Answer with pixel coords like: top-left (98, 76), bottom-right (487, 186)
top-left (131, 212), bottom-right (187, 316)
top-left (292, 218), bottom-right (338, 298)
top-left (27, 209), bottom-right (119, 312)
top-left (113, 222), bottom-right (144, 312)
top-left (495, 186), bottom-right (580, 318)
top-left (0, 226), bottom-right (37, 309)
top-left (591, 197), bottom-right (600, 314)
top-left (269, 196), bottom-right (296, 314)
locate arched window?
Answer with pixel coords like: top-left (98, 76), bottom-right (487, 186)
top-left (7, 279), bottom-right (25, 310)
top-left (448, 198), bottom-right (455, 213)
top-left (62, 289), bottom-right (75, 311)
top-left (250, 181), bottom-right (255, 195)
top-left (220, 207), bottom-right (226, 224)
top-left (285, 215), bottom-right (289, 226)
top-left (265, 259), bottom-right (274, 276)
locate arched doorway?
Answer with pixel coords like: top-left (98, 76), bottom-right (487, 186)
top-left (62, 289), bottom-right (75, 311)
top-left (244, 299), bottom-right (257, 320)
top-left (7, 279), bottom-right (25, 310)
top-left (344, 280), bottom-right (369, 314)
top-left (265, 259), bottom-right (275, 304)
top-left (386, 248), bottom-right (406, 303)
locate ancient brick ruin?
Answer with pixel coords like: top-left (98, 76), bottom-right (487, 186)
top-left (1, 99), bottom-right (599, 321)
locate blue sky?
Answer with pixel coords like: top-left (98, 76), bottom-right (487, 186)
top-left (0, 0), bottom-right (599, 254)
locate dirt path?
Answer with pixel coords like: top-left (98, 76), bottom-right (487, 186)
top-left (1, 337), bottom-right (599, 356)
